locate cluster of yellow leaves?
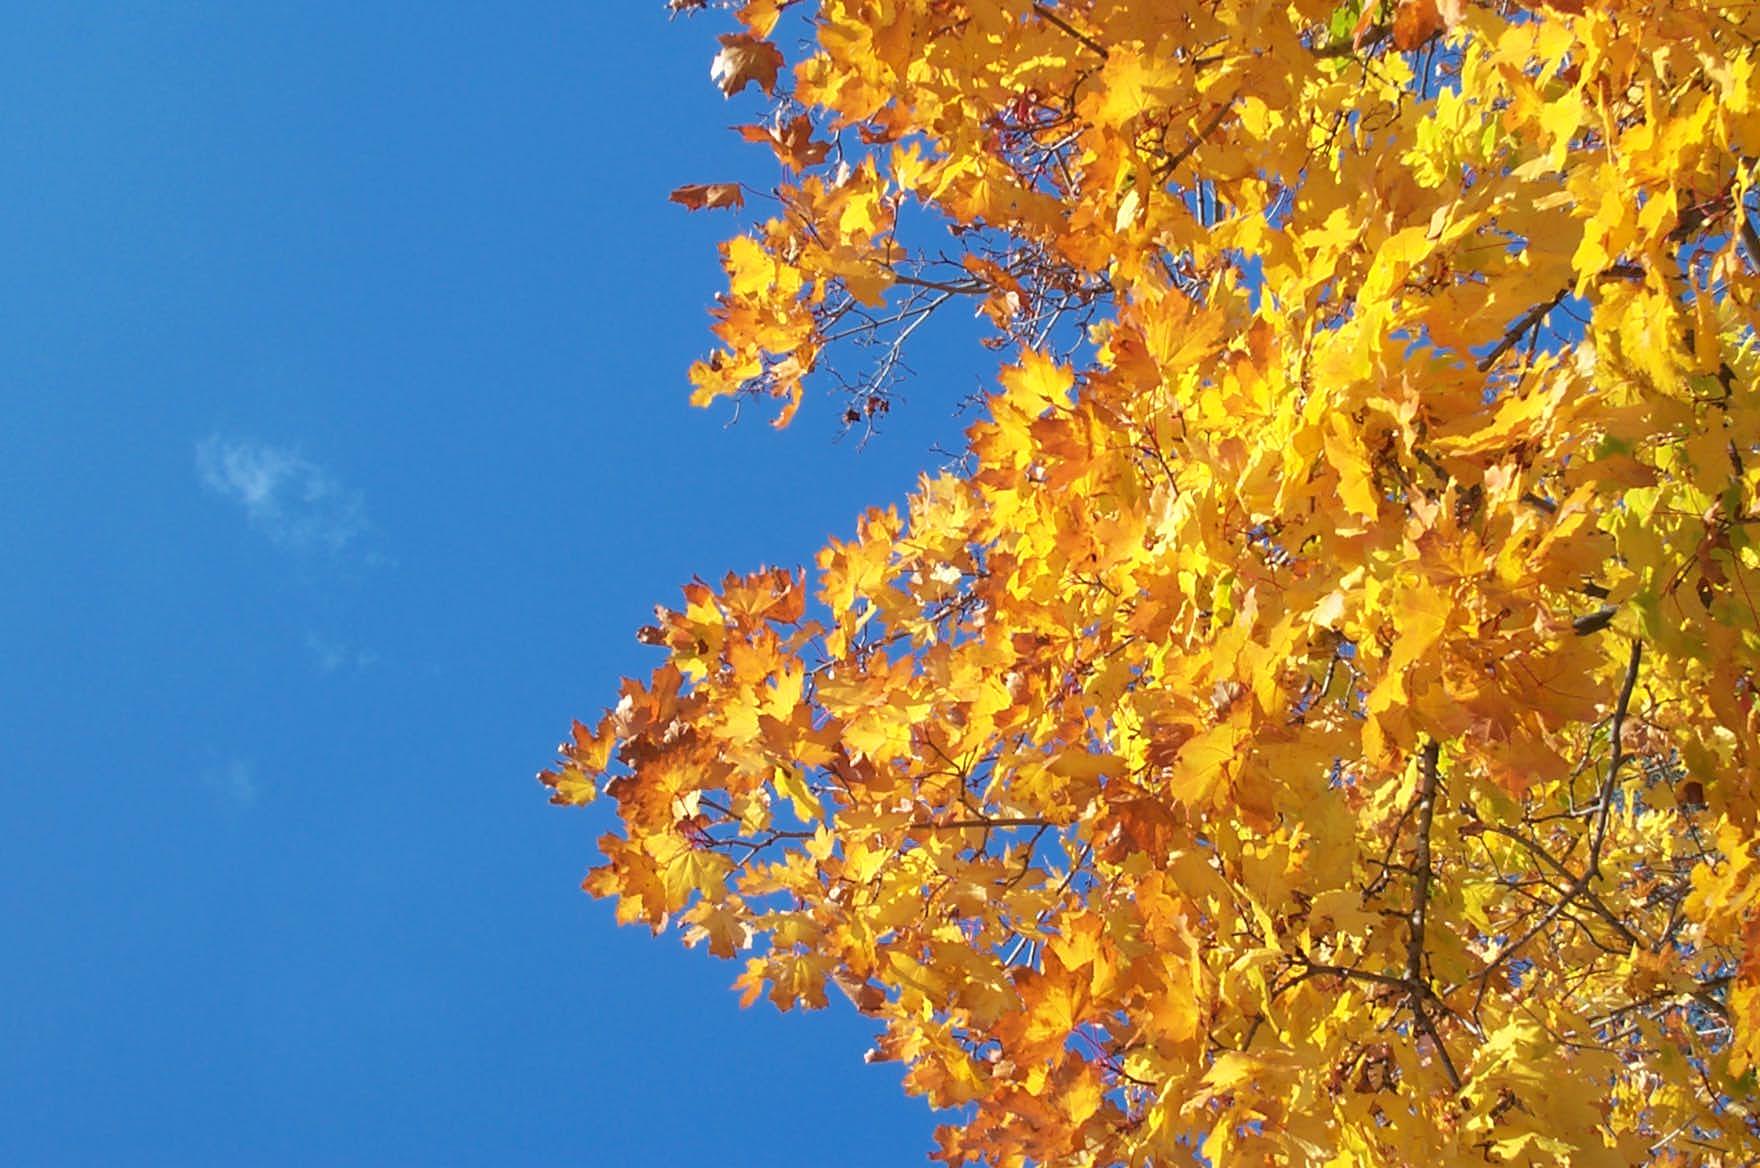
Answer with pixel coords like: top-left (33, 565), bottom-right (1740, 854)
top-left (548, 0), bottom-right (1760, 1163)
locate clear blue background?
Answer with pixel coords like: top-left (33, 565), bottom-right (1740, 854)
top-left (0, 5), bottom-right (980, 1163)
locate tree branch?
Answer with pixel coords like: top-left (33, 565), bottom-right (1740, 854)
top-left (1476, 287), bottom-right (1569, 372)
top-left (1032, 3), bottom-right (1108, 58)
top-left (1471, 641), bottom-right (1644, 1017)
top-left (1154, 98), bottom-right (1237, 181)
top-left (911, 815), bottom-right (1057, 831)
top-left (1474, 822), bottom-right (1643, 952)
top-left (1741, 202), bottom-right (1760, 273)
top-left (1587, 639), bottom-right (1643, 878)
top-left (1407, 740), bottom-right (1463, 1090)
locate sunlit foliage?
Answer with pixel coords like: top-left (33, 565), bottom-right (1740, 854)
top-left (545, 1), bottom-right (1760, 1162)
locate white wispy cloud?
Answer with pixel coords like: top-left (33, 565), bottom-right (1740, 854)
top-left (305, 633), bottom-right (380, 673)
top-left (204, 758), bottom-right (259, 805)
top-left (196, 436), bottom-right (366, 554)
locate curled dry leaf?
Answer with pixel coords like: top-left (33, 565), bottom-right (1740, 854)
top-left (710, 32), bottom-right (784, 98)
top-left (669, 182), bottom-right (746, 211)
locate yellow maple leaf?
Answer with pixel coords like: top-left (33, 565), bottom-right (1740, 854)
top-left (1088, 48), bottom-right (1182, 131)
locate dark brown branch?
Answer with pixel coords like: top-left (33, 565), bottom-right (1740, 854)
top-left (1362, 794), bottom-right (1421, 899)
top-left (1741, 203), bottom-right (1760, 272)
top-left (889, 271), bottom-right (989, 295)
top-left (1294, 957), bottom-right (1412, 994)
top-left (1472, 641), bottom-right (1645, 1015)
top-left (1407, 741), bottom-right (1463, 1090)
top-left (1475, 823), bottom-right (1643, 951)
top-left (1405, 741), bottom-right (1442, 986)
top-left (1154, 98), bottom-right (1237, 181)
top-left (1292, 746), bottom-right (1464, 1089)
top-left (911, 815), bottom-right (1057, 831)
top-left (1473, 259), bottom-right (1641, 375)
top-left (1032, 3), bottom-right (1108, 58)
top-left (1587, 639), bottom-right (1643, 878)
top-left (1477, 287), bottom-right (1570, 372)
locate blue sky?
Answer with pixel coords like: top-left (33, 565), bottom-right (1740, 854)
top-left (0, 6), bottom-right (978, 1163)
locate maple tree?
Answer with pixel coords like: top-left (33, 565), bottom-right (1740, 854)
top-left (543, 0), bottom-right (1760, 1162)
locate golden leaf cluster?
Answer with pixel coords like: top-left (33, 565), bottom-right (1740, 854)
top-left (547, 0), bottom-right (1760, 1163)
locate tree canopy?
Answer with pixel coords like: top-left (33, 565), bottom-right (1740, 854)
top-left (544, 0), bottom-right (1760, 1163)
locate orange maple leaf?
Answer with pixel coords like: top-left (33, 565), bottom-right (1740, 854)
top-left (1391, 0), bottom-right (1444, 50)
top-left (735, 115), bottom-right (831, 171)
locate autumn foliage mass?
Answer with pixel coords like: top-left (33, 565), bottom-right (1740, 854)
top-left (544, 0), bottom-right (1760, 1162)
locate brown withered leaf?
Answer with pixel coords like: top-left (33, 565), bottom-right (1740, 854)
top-left (670, 182), bottom-right (746, 211)
top-left (735, 115), bottom-right (830, 171)
top-left (710, 33), bottom-right (785, 98)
